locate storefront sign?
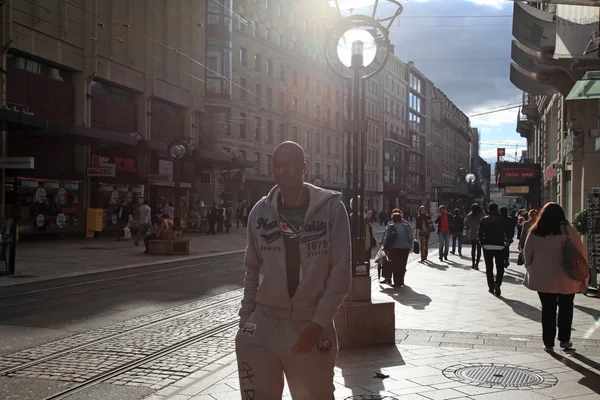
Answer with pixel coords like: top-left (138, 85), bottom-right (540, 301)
top-left (64, 182), bottom-right (80, 191)
top-left (91, 154), bottom-right (137, 173)
top-left (100, 184), bottom-right (113, 192)
top-left (87, 167), bottom-right (116, 177)
top-left (0, 157), bottom-right (35, 169)
top-left (500, 168), bottom-right (539, 180)
top-left (20, 179), bottom-right (39, 189)
top-left (148, 174), bottom-right (172, 184)
top-left (44, 181), bottom-right (59, 190)
top-left (504, 186), bottom-right (530, 195)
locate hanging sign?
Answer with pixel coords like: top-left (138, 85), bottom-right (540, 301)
top-left (148, 174), bottom-right (172, 184)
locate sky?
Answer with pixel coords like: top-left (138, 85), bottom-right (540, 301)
top-left (333, 0), bottom-right (527, 169)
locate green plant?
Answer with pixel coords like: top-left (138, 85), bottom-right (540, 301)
top-left (572, 210), bottom-right (589, 235)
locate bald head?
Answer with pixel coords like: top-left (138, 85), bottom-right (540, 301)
top-left (272, 141), bottom-right (307, 189)
top-left (274, 141), bottom-right (305, 164)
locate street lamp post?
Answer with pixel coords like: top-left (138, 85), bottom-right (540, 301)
top-left (324, 0), bottom-right (403, 348)
top-left (167, 140), bottom-right (187, 229)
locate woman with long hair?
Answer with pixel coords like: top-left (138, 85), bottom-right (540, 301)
top-left (380, 209), bottom-right (413, 287)
top-left (464, 203), bottom-right (484, 270)
top-left (523, 203), bottom-right (589, 352)
top-left (415, 205), bottom-right (433, 262)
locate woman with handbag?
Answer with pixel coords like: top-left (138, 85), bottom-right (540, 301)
top-left (464, 203), bottom-right (484, 270)
top-left (523, 203), bottom-right (589, 352)
top-left (415, 205), bottom-right (434, 262)
top-left (380, 209), bottom-right (413, 287)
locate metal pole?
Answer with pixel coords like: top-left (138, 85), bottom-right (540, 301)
top-left (345, 79), bottom-right (352, 206)
top-left (352, 66), bottom-right (361, 275)
top-left (358, 77), bottom-right (366, 269)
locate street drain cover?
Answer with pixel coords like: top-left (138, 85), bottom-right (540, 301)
top-left (443, 363), bottom-right (558, 390)
top-left (345, 396), bottom-right (397, 400)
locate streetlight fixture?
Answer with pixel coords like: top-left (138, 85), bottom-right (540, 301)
top-left (324, 0), bottom-right (403, 348)
top-left (325, 0), bottom-right (403, 276)
top-left (167, 140), bottom-right (188, 229)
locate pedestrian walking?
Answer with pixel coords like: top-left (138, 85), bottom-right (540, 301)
top-left (225, 202), bottom-right (233, 233)
top-left (451, 208), bottom-right (464, 256)
top-left (434, 205), bottom-right (453, 261)
top-left (236, 202), bottom-right (244, 228)
top-left (464, 203), bottom-right (484, 270)
top-left (206, 203), bottom-right (217, 235)
top-left (134, 199), bottom-right (151, 246)
top-left (236, 141), bottom-right (350, 399)
top-left (518, 209), bottom-right (539, 251)
top-left (500, 207), bottom-right (515, 267)
top-left (478, 202), bottom-right (507, 297)
top-left (380, 209), bottom-right (414, 287)
top-left (116, 200), bottom-right (130, 241)
top-left (415, 205), bottom-right (434, 262)
top-left (217, 204), bottom-right (224, 233)
top-left (522, 202), bottom-right (589, 352)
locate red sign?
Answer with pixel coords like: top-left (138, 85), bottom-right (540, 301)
top-left (148, 174), bottom-right (171, 183)
top-left (500, 168), bottom-right (539, 180)
top-left (91, 154), bottom-right (137, 173)
top-left (497, 148), bottom-right (506, 157)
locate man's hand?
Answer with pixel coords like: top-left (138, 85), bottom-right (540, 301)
top-left (291, 322), bottom-right (324, 354)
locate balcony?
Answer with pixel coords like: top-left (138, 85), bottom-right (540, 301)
top-left (521, 92), bottom-right (539, 119)
top-left (516, 107), bottom-right (535, 140)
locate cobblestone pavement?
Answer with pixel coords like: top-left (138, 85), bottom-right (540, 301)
top-left (146, 242), bottom-right (600, 400)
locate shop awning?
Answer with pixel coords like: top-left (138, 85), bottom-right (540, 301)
top-left (0, 107), bottom-right (48, 130)
top-left (30, 124), bottom-right (138, 146)
top-left (566, 71), bottom-right (600, 100)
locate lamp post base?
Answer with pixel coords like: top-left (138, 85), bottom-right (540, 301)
top-left (334, 275), bottom-right (396, 348)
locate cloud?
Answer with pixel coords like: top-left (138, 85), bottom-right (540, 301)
top-left (465, 0), bottom-right (508, 9)
top-left (471, 108), bottom-right (519, 128)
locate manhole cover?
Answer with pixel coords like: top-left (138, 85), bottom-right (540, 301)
top-left (345, 396), bottom-right (397, 400)
top-left (443, 363), bottom-right (558, 390)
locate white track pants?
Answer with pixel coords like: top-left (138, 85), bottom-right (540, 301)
top-left (235, 311), bottom-right (338, 400)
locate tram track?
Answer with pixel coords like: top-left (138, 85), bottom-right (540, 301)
top-left (40, 320), bottom-right (239, 400)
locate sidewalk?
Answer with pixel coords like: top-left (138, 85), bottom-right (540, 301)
top-left (0, 226), bottom-right (249, 287)
top-left (152, 243), bottom-right (600, 400)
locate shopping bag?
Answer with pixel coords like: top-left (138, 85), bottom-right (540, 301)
top-left (381, 259), bottom-right (393, 279)
top-left (123, 226), bottom-right (132, 240)
top-left (517, 252), bottom-right (524, 266)
top-left (413, 239), bottom-right (420, 254)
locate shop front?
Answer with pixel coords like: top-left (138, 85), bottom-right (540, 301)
top-left (496, 162), bottom-right (542, 208)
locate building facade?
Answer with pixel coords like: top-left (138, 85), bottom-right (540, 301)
top-left (0, 0), bottom-right (253, 237)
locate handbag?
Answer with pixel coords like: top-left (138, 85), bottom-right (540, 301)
top-left (413, 239), bottom-right (420, 254)
top-left (562, 227), bottom-right (589, 281)
top-left (426, 219), bottom-right (435, 233)
top-left (517, 251), bottom-right (524, 266)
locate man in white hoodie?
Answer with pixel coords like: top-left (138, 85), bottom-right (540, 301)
top-left (236, 141), bottom-right (351, 400)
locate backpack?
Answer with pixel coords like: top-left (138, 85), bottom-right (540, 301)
top-left (383, 223), bottom-right (398, 251)
top-left (561, 227), bottom-right (589, 282)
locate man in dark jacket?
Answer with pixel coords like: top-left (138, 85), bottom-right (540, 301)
top-left (478, 202), bottom-right (506, 297)
top-left (451, 208), bottom-right (464, 256)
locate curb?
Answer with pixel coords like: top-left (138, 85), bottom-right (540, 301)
top-left (0, 249), bottom-right (246, 288)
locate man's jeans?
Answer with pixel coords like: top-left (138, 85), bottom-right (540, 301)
top-left (452, 232), bottom-right (462, 254)
top-left (438, 232), bottom-right (451, 259)
top-left (135, 224), bottom-right (148, 245)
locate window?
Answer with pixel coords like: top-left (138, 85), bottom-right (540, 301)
top-left (265, 28), bottom-right (270, 41)
top-left (326, 165), bottom-right (331, 181)
top-left (292, 97), bottom-right (298, 113)
top-left (316, 162), bottom-right (321, 175)
top-left (254, 54), bottom-right (261, 71)
top-left (255, 117), bottom-right (261, 141)
top-left (239, 14), bottom-right (246, 32)
top-left (280, 65), bottom-right (286, 82)
top-left (240, 47), bottom-right (247, 66)
top-left (266, 87), bottom-right (273, 108)
top-left (279, 91), bottom-right (285, 106)
top-left (291, 12), bottom-right (296, 25)
top-left (240, 150), bottom-right (246, 159)
top-left (305, 75), bottom-right (310, 90)
top-left (240, 113), bottom-right (247, 138)
top-left (292, 40), bottom-right (297, 51)
top-left (267, 119), bottom-right (274, 143)
top-left (335, 166), bottom-right (339, 180)
top-left (292, 126), bottom-right (299, 142)
top-left (334, 138), bottom-right (339, 156)
top-left (293, 69), bottom-right (298, 86)
top-left (304, 101), bottom-right (310, 117)
top-left (278, 4), bottom-right (283, 17)
top-left (326, 136), bottom-right (331, 155)
top-left (267, 154), bottom-right (272, 176)
top-left (315, 105), bottom-right (321, 120)
top-left (304, 129), bottom-right (310, 149)
top-left (277, 34), bottom-right (282, 47)
top-left (255, 83), bottom-right (261, 105)
top-left (240, 78), bottom-right (247, 101)
top-left (335, 112), bottom-right (340, 129)
top-left (266, 59), bottom-right (272, 75)
top-left (254, 152), bottom-right (260, 176)
top-left (326, 109), bottom-right (331, 124)
top-left (279, 123), bottom-right (286, 143)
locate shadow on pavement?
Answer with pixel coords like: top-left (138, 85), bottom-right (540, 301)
top-left (574, 304), bottom-right (600, 320)
top-left (498, 297), bottom-right (541, 323)
top-left (550, 351), bottom-right (600, 395)
top-left (423, 260), bottom-right (449, 271)
top-left (385, 285), bottom-right (432, 310)
top-left (338, 344), bottom-right (404, 398)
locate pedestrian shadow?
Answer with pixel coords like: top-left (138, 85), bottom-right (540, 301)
top-left (574, 304), bottom-right (600, 320)
top-left (498, 297), bottom-right (541, 323)
top-left (385, 285), bottom-right (432, 310)
top-left (550, 351), bottom-right (600, 395)
top-left (338, 344), bottom-right (405, 397)
top-left (423, 260), bottom-right (448, 271)
top-left (444, 260), bottom-right (471, 270)
top-left (501, 274), bottom-right (524, 285)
